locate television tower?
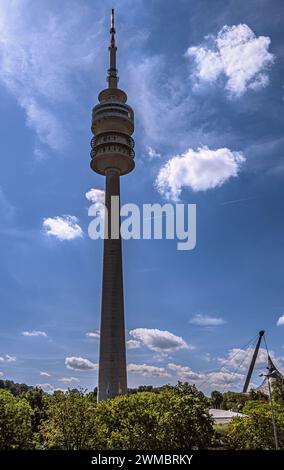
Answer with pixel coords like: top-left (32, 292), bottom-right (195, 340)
top-left (90, 9), bottom-right (135, 402)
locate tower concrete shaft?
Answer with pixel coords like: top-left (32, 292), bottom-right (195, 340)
top-left (98, 169), bottom-right (127, 401)
top-left (90, 9), bottom-right (135, 402)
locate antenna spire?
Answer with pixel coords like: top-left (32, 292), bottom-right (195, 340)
top-left (108, 8), bottom-right (118, 88)
top-left (111, 8), bottom-right (115, 31)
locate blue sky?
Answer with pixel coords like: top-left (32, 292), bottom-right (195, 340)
top-left (0, 0), bottom-right (284, 394)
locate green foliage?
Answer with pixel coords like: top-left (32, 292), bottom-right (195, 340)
top-left (0, 379), bottom-right (31, 396)
top-left (29, 381), bottom-right (212, 450)
top-left (3, 379), bottom-right (283, 451)
top-left (211, 390), bottom-right (223, 409)
top-left (94, 383), bottom-right (213, 450)
top-left (24, 387), bottom-right (48, 438)
top-left (272, 377), bottom-right (284, 404)
top-left (210, 390), bottom-right (267, 412)
top-left (248, 389), bottom-right (268, 402)
top-left (128, 385), bottom-right (155, 394)
top-left (156, 384), bottom-right (213, 449)
top-left (0, 389), bottom-right (33, 449)
top-left (38, 389), bottom-right (97, 449)
top-left (95, 392), bottom-right (162, 449)
top-left (224, 400), bottom-right (284, 449)
top-left (210, 390), bottom-right (268, 412)
top-left (221, 391), bottom-right (250, 411)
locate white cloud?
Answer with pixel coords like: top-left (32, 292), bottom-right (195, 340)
top-left (205, 370), bottom-right (245, 390)
top-left (53, 387), bottom-right (68, 393)
top-left (43, 215), bottom-right (83, 241)
top-left (21, 97), bottom-right (67, 152)
top-left (147, 147), bottom-right (161, 159)
top-left (86, 331), bottom-right (100, 339)
top-left (166, 347), bottom-right (283, 393)
top-left (65, 356), bottom-right (97, 371)
top-left (129, 328), bottom-right (188, 353)
top-left (276, 315), bottom-right (284, 326)
top-left (0, 187), bottom-right (15, 221)
top-left (22, 330), bottom-right (47, 337)
top-left (187, 24), bottom-right (274, 97)
top-left (168, 362), bottom-right (245, 392)
top-left (218, 347), bottom-right (283, 372)
top-left (127, 339), bottom-right (141, 350)
top-left (85, 189), bottom-right (105, 204)
top-left (85, 188), bottom-right (105, 221)
top-left (0, 354), bottom-right (16, 363)
top-left (40, 371), bottom-right (51, 377)
top-left (189, 314), bottom-right (226, 326)
top-left (203, 353), bottom-right (212, 362)
top-left (36, 383), bottom-right (53, 390)
top-left (59, 377), bottom-right (80, 383)
top-left (128, 363), bottom-right (170, 378)
top-left (187, 47), bottom-right (223, 83)
top-left (126, 360), bottom-right (244, 392)
top-left (0, 0), bottom-right (102, 154)
top-left (127, 56), bottom-right (190, 147)
top-left (152, 353), bottom-right (172, 362)
top-left (168, 363), bottom-right (204, 381)
top-left (0, 372), bottom-right (4, 377)
top-left (156, 146), bottom-right (245, 200)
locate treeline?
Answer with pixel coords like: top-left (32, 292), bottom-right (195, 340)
top-left (0, 382), bottom-right (214, 450)
top-left (0, 379), bottom-right (32, 396)
top-left (210, 389), bottom-right (268, 411)
top-left (1, 379), bottom-right (284, 450)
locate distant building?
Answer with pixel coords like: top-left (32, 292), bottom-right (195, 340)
top-left (209, 408), bottom-right (246, 425)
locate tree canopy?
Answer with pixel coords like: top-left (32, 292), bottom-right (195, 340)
top-left (0, 389), bottom-right (33, 449)
top-left (224, 400), bottom-right (284, 450)
top-left (37, 383), bottom-right (213, 450)
top-left (1, 380), bottom-right (283, 450)
top-left (94, 383), bottom-right (213, 450)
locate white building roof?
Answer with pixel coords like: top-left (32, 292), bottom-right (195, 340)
top-left (209, 408), bottom-right (245, 419)
top-left (209, 408), bottom-right (246, 425)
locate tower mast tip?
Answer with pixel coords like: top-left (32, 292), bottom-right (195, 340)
top-left (111, 9), bottom-right (115, 30)
top-left (108, 8), bottom-right (117, 88)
